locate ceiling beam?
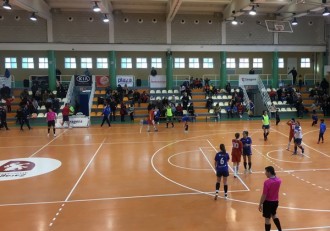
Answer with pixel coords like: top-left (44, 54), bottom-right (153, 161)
top-left (167, 0), bottom-right (183, 22)
top-left (222, 0), bottom-right (251, 20)
top-left (98, 0), bottom-right (114, 20)
top-left (12, 0), bottom-right (51, 20)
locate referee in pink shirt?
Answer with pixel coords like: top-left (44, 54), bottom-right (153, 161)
top-left (46, 108), bottom-right (57, 137)
top-left (259, 166), bottom-right (282, 231)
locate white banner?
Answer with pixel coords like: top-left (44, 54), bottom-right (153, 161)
top-left (116, 75), bottom-right (134, 87)
top-left (239, 75), bottom-right (259, 86)
top-left (55, 116), bottom-right (90, 128)
top-left (149, 75), bottom-right (166, 88)
top-left (0, 76), bottom-right (12, 88)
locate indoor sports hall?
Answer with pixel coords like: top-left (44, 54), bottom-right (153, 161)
top-left (0, 0), bottom-right (330, 231)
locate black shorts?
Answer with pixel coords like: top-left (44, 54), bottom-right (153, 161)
top-left (48, 120), bottom-right (55, 127)
top-left (243, 151), bottom-right (252, 156)
top-left (216, 171), bottom-right (229, 177)
top-left (63, 115), bottom-right (69, 122)
top-left (262, 125), bottom-right (270, 129)
top-left (263, 201), bottom-right (279, 219)
top-left (294, 138), bottom-right (302, 145)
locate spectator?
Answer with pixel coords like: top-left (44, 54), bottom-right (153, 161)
top-left (120, 102), bottom-right (127, 122)
top-left (249, 68), bottom-right (255, 74)
top-left (187, 102), bottom-right (195, 121)
top-left (128, 103), bottom-right (134, 121)
top-left (214, 103), bottom-right (221, 121)
top-left (288, 67), bottom-right (298, 85)
top-left (5, 97), bottom-right (14, 113)
top-left (225, 82), bottom-right (231, 95)
top-left (150, 67), bottom-right (157, 76)
top-left (0, 106), bottom-right (9, 130)
top-left (0, 84), bottom-right (11, 99)
top-left (269, 89), bottom-right (276, 102)
top-left (320, 78), bottom-right (329, 93)
top-left (298, 75), bottom-right (303, 91)
top-left (206, 97), bottom-right (213, 111)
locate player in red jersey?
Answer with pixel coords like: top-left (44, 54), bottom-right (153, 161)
top-left (286, 118), bottom-right (296, 151)
top-left (147, 107), bottom-right (158, 132)
top-left (231, 132), bottom-right (243, 178)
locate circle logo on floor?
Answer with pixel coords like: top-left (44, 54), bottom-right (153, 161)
top-left (0, 158), bottom-right (61, 181)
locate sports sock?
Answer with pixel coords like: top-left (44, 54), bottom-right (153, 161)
top-left (166, 123), bottom-right (168, 128)
top-left (266, 132), bottom-right (269, 137)
top-left (53, 128), bottom-right (56, 134)
top-left (265, 224), bottom-right (271, 231)
top-left (224, 184), bottom-right (228, 194)
top-left (287, 142), bottom-right (291, 149)
top-left (273, 218), bottom-right (282, 231)
top-left (48, 128), bottom-right (50, 133)
top-left (243, 162), bottom-right (247, 169)
top-left (294, 146), bottom-right (297, 153)
top-left (248, 162), bottom-right (252, 169)
top-left (215, 182), bottom-right (220, 192)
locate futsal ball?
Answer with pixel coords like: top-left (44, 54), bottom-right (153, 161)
top-left (31, 113), bottom-right (37, 118)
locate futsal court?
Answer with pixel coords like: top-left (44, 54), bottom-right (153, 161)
top-left (0, 119), bottom-right (329, 231)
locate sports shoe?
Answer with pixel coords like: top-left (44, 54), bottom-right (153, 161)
top-left (47, 133), bottom-right (49, 137)
top-left (54, 134), bottom-right (56, 137)
top-left (302, 148), bottom-right (304, 154)
top-left (234, 175), bottom-right (237, 178)
top-left (286, 148), bottom-right (290, 151)
top-left (224, 193), bottom-right (228, 200)
top-left (292, 152), bottom-right (297, 155)
top-left (249, 169), bottom-right (252, 174)
top-left (244, 169), bottom-right (248, 174)
top-left (214, 193), bottom-right (218, 200)
top-left (154, 129), bottom-right (158, 132)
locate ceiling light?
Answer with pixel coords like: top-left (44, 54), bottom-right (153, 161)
top-left (103, 14), bottom-right (109, 23)
top-left (232, 18), bottom-right (238, 25)
top-left (3, 0), bottom-right (11, 10)
top-left (249, 6), bottom-right (256, 15)
top-left (93, 2), bottom-right (101, 12)
top-left (291, 17), bottom-right (298, 26)
top-left (322, 7), bottom-right (330, 16)
top-left (30, 12), bottom-right (37, 21)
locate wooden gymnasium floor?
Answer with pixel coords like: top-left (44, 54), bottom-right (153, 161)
top-left (0, 119), bottom-right (329, 231)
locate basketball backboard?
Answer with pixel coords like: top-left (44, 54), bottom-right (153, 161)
top-left (265, 20), bottom-right (293, 33)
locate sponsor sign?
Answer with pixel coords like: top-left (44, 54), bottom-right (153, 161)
top-left (96, 75), bottom-right (110, 88)
top-left (0, 75), bottom-right (12, 88)
top-left (55, 116), bottom-right (90, 128)
top-left (116, 75), bottom-right (134, 87)
top-left (0, 158), bottom-right (61, 181)
top-left (239, 74), bottom-right (259, 86)
top-left (75, 75), bottom-right (92, 86)
top-left (149, 75), bottom-right (166, 88)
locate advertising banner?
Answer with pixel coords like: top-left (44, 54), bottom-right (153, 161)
top-left (116, 75), bottom-right (134, 87)
top-left (95, 75), bottom-right (110, 88)
top-left (55, 116), bottom-right (90, 128)
top-left (74, 75), bottom-right (92, 87)
top-left (149, 75), bottom-right (166, 88)
top-left (239, 75), bottom-right (259, 86)
top-left (0, 75), bottom-right (12, 88)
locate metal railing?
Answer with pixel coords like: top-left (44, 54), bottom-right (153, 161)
top-left (65, 76), bottom-right (75, 104)
top-left (173, 75), bottom-right (191, 87)
top-left (239, 84), bottom-right (251, 111)
top-left (257, 76), bottom-right (272, 112)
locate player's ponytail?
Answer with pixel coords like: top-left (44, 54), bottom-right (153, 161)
top-left (220, 144), bottom-right (226, 153)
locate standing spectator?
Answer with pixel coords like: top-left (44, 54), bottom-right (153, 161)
top-left (311, 110), bottom-right (318, 126)
top-left (288, 67), bottom-right (298, 85)
top-left (214, 143), bottom-right (230, 200)
top-left (225, 82), bottom-right (231, 95)
top-left (214, 103), bottom-right (221, 122)
top-left (320, 78), bottom-right (329, 93)
top-left (318, 119), bottom-right (326, 144)
top-left (276, 88), bottom-right (283, 102)
top-left (20, 104), bottom-right (31, 131)
top-left (128, 103), bottom-right (135, 121)
top-left (275, 109), bottom-right (281, 126)
top-left (0, 106), bottom-right (9, 130)
top-left (61, 103), bottom-right (71, 128)
top-left (258, 166), bottom-right (282, 231)
top-left (120, 102), bottom-right (127, 122)
top-left (110, 99), bottom-right (117, 121)
top-left (231, 133), bottom-right (243, 178)
top-left (0, 84), bottom-right (11, 99)
top-left (298, 75), bottom-right (303, 91)
top-left (269, 89), bottom-right (276, 102)
top-left (249, 68), bottom-right (255, 74)
top-left (46, 108), bottom-right (57, 137)
top-left (181, 93), bottom-right (189, 110)
top-left (100, 104), bottom-right (111, 127)
top-left (150, 67), bottom-right (157, 76)
top-left (5, 97), bottom-right (14, 113)
top-left (206, 97), bottom-right (213, 111)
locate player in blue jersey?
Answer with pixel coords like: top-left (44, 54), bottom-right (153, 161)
top-left (214, 143), bottom-right (230, 200)
top-left (240, 131), bottom-right (253, 173)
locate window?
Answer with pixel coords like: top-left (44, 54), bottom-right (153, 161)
top-left (136, 58), bottom-right (148, 69)
top-left (22, 57), bottom-right (34, 69)
top-left (5, 57), bottom-right (17, 69)
top-left (64, 57), bottom-right (77, 69)
top-left (38, 57), bottom-right (48, 69)
top-left (253, 58), bottom-right (263, 68)
top-left (189, 58), bottom-right (199, 68)
top-left (81, 57), bottom-right (93, 69)
top-left (174, 58), bottom-right (185, 68)
top-left (151, 58), bottom-right (162, 68)
top-left (278, 58), bottom-right (284, 68)
top-left (96, 58), bottom-right (108, 69)
top-left (121, 58), bottom-right (132, 69)
top-left (226, 58), bottom-right (236, 68)
top-left (203, 58), bottom-right (214, 68)
top-left (301, 58), bottom-right (311, 68)
top-left (239, 58), bottom-right (249, 68)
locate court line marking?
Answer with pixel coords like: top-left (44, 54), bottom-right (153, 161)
top-left (271, 226), bottom-right (330, 231)
top-left (0, 190), bottom-right (250, 207)
top-left (199, 147), bottom-right (216, 173)
top-left (266, 149), bottom-right (312, 164)
top-left (29, 129), bottom-right (69, 157)
top-left (48, 137), bottom-right (106, 227)
top-left (251, 168), bottom-right (330, 174)
top-left (206, 139), bottom-right (250, 191)
top-left (168, 150), bottom-right (213, 171)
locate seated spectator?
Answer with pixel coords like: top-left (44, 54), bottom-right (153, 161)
top-left (180, 85), bottom-right (186, 95)
top-left (187, 102), bottom-right (195, 121)
top-left (140, 91), bottom-right (149, 103)
top-left (175, 103), bottom-right (183, 118)
top-left (132, 90), bottom-right (141, 106)
top-left (20, 89), bottom-right (29, 101)
top-left (269, 89), bottom-right (276, 102)
top-left (204, 84), bottom-right (210, 96)
top-left (0, 84), bottom-right (11, 100)
top-left (226, 102), bottom-right (233, 118)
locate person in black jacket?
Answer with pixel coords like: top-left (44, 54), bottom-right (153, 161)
top-left (288, 67), bottom-right (298, 85)
top-left (20, 104), bottom-right (31, 131)
top-left (0, 106), bottom-right (9, 130)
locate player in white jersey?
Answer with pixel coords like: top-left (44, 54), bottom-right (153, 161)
top-left (293, 121), bottom-right (304, 155)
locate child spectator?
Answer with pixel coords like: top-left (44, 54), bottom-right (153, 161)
top-left (318, 119), bottom-right (326, 144)
top-left (312, 110), bottom-right (318, 126)
top-left (5, 97), bottom-right (14, 113)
